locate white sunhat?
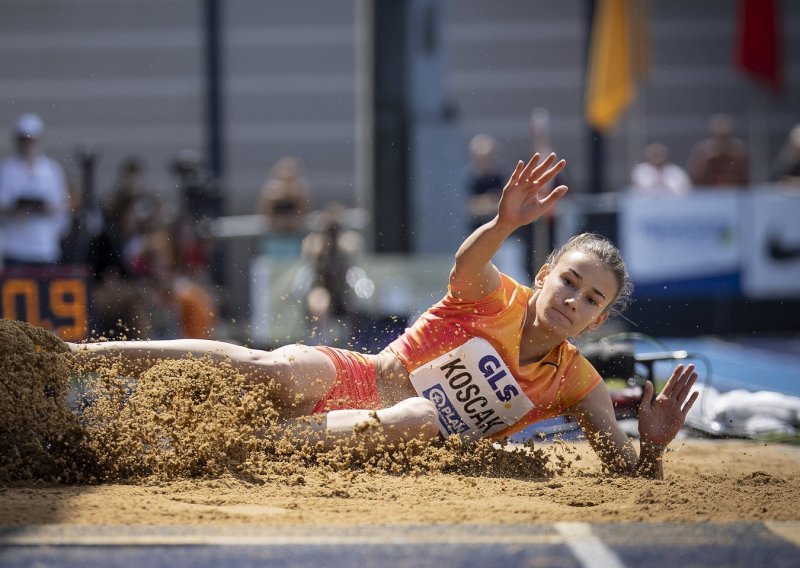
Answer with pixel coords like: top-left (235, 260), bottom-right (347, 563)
top-left (15, 113), bottom-right (44, 138)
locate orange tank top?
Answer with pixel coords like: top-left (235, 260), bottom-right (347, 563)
top-left (387, 273), bottom-right (602, 438)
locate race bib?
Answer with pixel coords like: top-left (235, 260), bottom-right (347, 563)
top-left (409, 337), bottom-right (534, 441)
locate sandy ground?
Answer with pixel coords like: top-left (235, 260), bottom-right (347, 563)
top-left (2, 439), bottom-right (798, 526)
top-left (3, 319), bottom-right (800, 527)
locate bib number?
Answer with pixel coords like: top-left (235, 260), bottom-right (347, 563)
top-left (409, 337), bottom-right (534, 441)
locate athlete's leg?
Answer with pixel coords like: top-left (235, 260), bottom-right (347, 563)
top-left (70, 341), bottom-right (439, 446)
top-left (69, 340), bottom-right (337, 417)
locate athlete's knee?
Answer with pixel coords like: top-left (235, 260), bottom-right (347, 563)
top-left (385, 397), bottom-right (439, 440)
top-left (395, 397), bottom-right (437, 421)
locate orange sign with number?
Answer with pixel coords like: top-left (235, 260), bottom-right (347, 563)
top-left (0, 266), bottom-right (90, 341)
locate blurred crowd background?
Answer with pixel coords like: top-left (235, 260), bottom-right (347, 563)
top-left (0, 0), bottom-right (798, 347)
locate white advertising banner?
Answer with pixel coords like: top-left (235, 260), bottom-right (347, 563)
top-left (620, 192), bottom-right (741, 284)
top-left (742, 187), bottom-right (800, 298)
top-left (409, 337), bottom-right (534, 441)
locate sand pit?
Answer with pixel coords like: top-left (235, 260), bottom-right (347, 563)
top-left (1, 440), bottom-right (798, 526)
top-left (2, 318), bottom-right (799, 526)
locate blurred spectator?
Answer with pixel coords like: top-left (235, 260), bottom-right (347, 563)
top-left (87, 157), bottom-right (163, 339)
top-left (302, 206), bottom-right (362, 317)
top-left (0, 113), bottom-right (70, 266)
top-left (60, 176), bottom-right (87, 263)
top-left (256, 157), bottom-right (311, 262)
top-left (171, 149), bottom-right (225, 287)
top-left (300, 204), bottom-right (365, 345)
top-left (687, 114), bottom-right (750, 187)
top-left (144, 227), bottom-right (218, 339)
top-left (531, 108), bottom-right (556, 161)
top-left (105, 158), bottom-right (161, 230)
top-left (60, 149), bottom-right (104, 265)
top-left (464, 134), bottom-right (528, 283)
top-left (93, 218), bottom-right (218, 340)
top-left (631, 143), bottom-right (691, 197)
top-left (529, 108), bottom-right (570, 191)
top-left (172, 148), bottom-right (223, 223)
top-left (771, 123), bottom-right (800, 185)
top-left (88, 157), bottom-right (162, 282)
top-left (465, 134), bottom-right (505, 227)
top-left (257, 157), bottom-right (311, 235)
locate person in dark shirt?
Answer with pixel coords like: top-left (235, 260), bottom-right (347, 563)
top-left (687, 114), bottom-right (749, 187)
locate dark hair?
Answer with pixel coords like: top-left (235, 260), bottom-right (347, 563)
top-left (545, 233), bottom-right (633, 318)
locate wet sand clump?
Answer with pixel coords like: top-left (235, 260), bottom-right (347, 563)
top-left (0, 318), bottom-right (83, 482)
top-left (77, 357), bottom-right (281, 481)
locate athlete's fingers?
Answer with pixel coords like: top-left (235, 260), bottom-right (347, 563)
top-left (520, 153), bottom-right (542, 180)
top-left (534, 159), bottom-right (566, 188)
top-left (639, 380), bottom-right (654, 415)
top-left (538, 184), bottom-right (569, 209)
top-left (528, 152), bottom-right (557, 180)
top-left (671, 364), bottom-right (695, 396)
top-left (511, 160), bottom-right (525, 182)
top-left (681, 390), bottom-right (699, 418)
top-left (674, 369), bottom-right (698, 403)
top-left (660, 364), bottom-right (684, 397)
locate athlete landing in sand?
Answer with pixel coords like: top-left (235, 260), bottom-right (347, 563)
top-left (72, 152), bottom-right (698, 478)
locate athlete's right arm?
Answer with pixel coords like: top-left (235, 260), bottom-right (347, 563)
top-left (278, 398), bottom-right (440, 452)
top-left (449, 153), bottom-right (568, 301)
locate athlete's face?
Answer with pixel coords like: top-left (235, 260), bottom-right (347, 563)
top-left (532, 250), bottom-right (618, 337)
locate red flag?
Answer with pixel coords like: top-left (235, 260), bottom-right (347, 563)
top-left (735, 0), bottom-right (782, 91)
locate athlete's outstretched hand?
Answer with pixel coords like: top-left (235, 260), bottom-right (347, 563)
top-left (638, 364), bottom-right (699, 448)
top-left (497, 152), bottom-right (568, 230)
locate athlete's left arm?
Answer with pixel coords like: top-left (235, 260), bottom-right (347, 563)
top-left (567, 381), bottom-right (640, 476)
top-left (567, 364), bottom-right (699, 479)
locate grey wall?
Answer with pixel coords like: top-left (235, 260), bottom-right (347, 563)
top-left (224, 1), bottom-right (357, 213)
top-left (1, 0), bottom-right (798, 228)
top-left (0, 0), bottom-right (357, 216)
top-left (445, 0), bottom-right (800, 193)
top-left (0, 0), bottom-right (204, 208)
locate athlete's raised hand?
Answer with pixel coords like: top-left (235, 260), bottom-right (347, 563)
top-left (497, 153), bottom-right (568, 230)
top-left (638, 364), bottom-right (699, 448)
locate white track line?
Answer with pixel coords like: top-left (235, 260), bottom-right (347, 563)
top-left (0, 526), bottom-right (561, 547)
top-left (764, 521), bottom-right (800, 548)
top-left (554, 522), bottom-right (627, 568)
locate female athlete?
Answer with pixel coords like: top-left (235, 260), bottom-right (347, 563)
top-left (72, 153), bottom-right (698, 478)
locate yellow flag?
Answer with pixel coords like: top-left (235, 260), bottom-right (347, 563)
top-left (586, 0), bottom-right (645, 131)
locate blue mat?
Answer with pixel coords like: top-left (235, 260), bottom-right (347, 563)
top-left (661, 337), bottom-right (800, 397)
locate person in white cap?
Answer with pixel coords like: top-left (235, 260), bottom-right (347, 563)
top-left (0, 113), bottom-right (70, 266)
